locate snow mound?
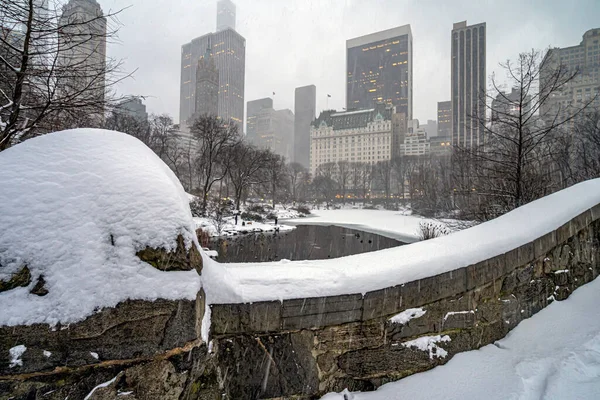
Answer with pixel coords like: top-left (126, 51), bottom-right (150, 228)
top-left (0, 129), bottom-right (201, 327)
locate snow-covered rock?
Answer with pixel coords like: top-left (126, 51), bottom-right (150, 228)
top-left (0, 129), bottom-right (202, 327)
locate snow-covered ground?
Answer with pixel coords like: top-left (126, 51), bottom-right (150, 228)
top-left (0, 129), bottom-right (201, 327)
top-left (284, 209), bottom-right (433, 243)
top-left (193, 216), bottom-right (294, 237)
top-left (204, 179), bottom-right (600, 304)
top-left (322, 275), bottom-right (600, 400)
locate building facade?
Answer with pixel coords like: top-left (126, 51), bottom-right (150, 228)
top-left (451, 21), bottom-right (486, 148)
top-left (491, 87), bottom-right (531, 123)
top-left (437, 101), bottom-right (452, 137)
top-left (58, 0), bottom-right (106, 117)
top-left (217, 0), bottom-right (236, 32)
top-left (430, 135), bottom-right (452, 157)
top-left (115, 97), bottom-right (148, 122)
top-left (309, 104), bottom-right (395, 176)
top-left (346, 25), bottom-right (413, 120)
top-left (400, 119), bottom-right (430, 156)
top-left (193, 48), bottom-right (219, 119)
top-left (246, 98), bottom-right (294, 160)
top-left (293, 85), bottom-right (316, 168)
top-left (180, 19), bottom-right (245, 128)
top-left (540, 28), bottom-right (600, 120)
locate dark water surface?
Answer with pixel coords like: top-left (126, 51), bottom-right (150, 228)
top-left (211, 225), bottom-right (405, 263)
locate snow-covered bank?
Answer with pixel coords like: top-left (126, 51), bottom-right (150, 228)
top-left (285, 209), bottom-right (436, 243)
top-left (321, 275), bottom-right (600, 400)
top-left (0, 129), bottom-right (201, 327)
top-left (207, 179), bottom-right (600, 304)
top-left (193, 217), bottom-right (294, 237)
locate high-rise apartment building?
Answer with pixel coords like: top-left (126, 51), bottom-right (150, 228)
top-left (294, 85), bottom-right (316, 168)
top-left (217, 0), bottom-right (236, 32)
top-left (180, 1), bottom-right (245, 129)
top-left (246, 98), bottom-right (295, 160)
top-left (115, 97), bottom-right (148, 122)
top-left (540, 28), bottom-right (600, 120)
top-left (346, 25), bottom-right (413, 120)
top-left (437, 101), bottom-right (452, 137)
top-left (451, 21), bottom-right (486, 148)
top-left (58, 0), bottom-right (106, 116)
top-left (246, 97), bottom-right (273, 141)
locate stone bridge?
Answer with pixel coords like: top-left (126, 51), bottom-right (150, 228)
top-left (2, 195), bottom-right (600, 399)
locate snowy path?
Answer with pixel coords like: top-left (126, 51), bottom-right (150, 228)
top-left (322, 276), bottom-right (600, 400)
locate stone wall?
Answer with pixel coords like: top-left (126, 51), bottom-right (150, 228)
top-left (1, 206), bottom-right (599, 399)
top-left (208, 206), bottom-right (600, 398)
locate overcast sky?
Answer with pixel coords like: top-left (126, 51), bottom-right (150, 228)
top-left (97, 0), bottom-right (599, 126)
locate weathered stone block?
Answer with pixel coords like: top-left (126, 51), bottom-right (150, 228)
top-left (556, 221), bottom-right (572, 245)
top-left (362, 285), bottom-right (402, 321)
top-left (517, 242), bottom-right (535, 266)
top-left (534, 231), bottom-right (556, 259)
top-left (504, 248), bottom-right (520, 273)
top-left (399, 280), bottom-right (421, 309)
top-left (591, 204), bottom-right (600, 222)
top-left (210, 301), bottom-right (281, 335)
top-left (572, 210), bottom-right (592, 234)
top-left (431, 269), bottom-right (467, 302)
top-left (216, 331), bottom-right (319, 399)
top-left (283, 309), bottom-right (362, 330)
top-left (283, 294), bottom-right (362, 318)
top-left (466, 261), bottom-right (495, 291)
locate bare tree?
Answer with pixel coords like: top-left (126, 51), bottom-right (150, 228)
top-left (0, 0), bottom-right (130, 151)
top-left (263, 152), bottom-right (288, 208)
top-left (288, 162), bottom-right (308, 202)
top-left (191, 115), bottom-right (240, 213)
top-left (463, 49), bottom-right (596, 219)
top-left (373, 160), bottom-right (392, 205)
top-left (337, 160), bottom-right (351, 203)
top-left (226, 142), bottom-right (271, 210)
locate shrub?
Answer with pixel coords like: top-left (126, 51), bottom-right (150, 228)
top-left (293, 204), bottom-right (311, 215)
top-left (247, 204), bottom-right (266, 214)
top-left (417, 221), bottom-right (451, 241)
top-left (241, 211), bottom-right (264, 222)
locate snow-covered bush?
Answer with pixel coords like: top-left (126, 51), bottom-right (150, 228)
top-left (417, 221), bottom-right (451, 240)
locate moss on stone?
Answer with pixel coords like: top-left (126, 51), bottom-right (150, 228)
top-left (0, 265), bottom-right (31, 293)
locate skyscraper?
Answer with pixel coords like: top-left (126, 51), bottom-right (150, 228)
top-left (180, 1), bottom-right (245, 128)
top-left (217, 0), bottom-right (236, 32)
top-left (346, 25), bottom-right (412, 119)
top-left (246, 98), bottom-right (294, 160)
top-left (194, 47), bottom-right (219, 119)
top-left (58, 0), bottom-right (106, 115)
top-left (451, 21), bottom-right (486, 148)
top-left (294, 85), bottom-right (316, 168)
top-left (437, 101), bottom-right (452, 137)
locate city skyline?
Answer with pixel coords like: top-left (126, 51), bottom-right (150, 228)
top-left (96, 0), bottom-right (600, 124)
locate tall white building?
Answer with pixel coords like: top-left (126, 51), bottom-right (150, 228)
top-left (309, 104), bottom-right (395, 176)
top-left (400, 119), bottom-right (430, 156)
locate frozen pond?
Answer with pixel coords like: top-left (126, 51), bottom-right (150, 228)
top-left (210, 224), bottom-right (405, 263)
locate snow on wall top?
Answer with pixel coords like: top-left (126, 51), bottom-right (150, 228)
top-left (209, 178), bottom-right (600, 304)
top-left (0, 129), bottom-right (201, 327)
